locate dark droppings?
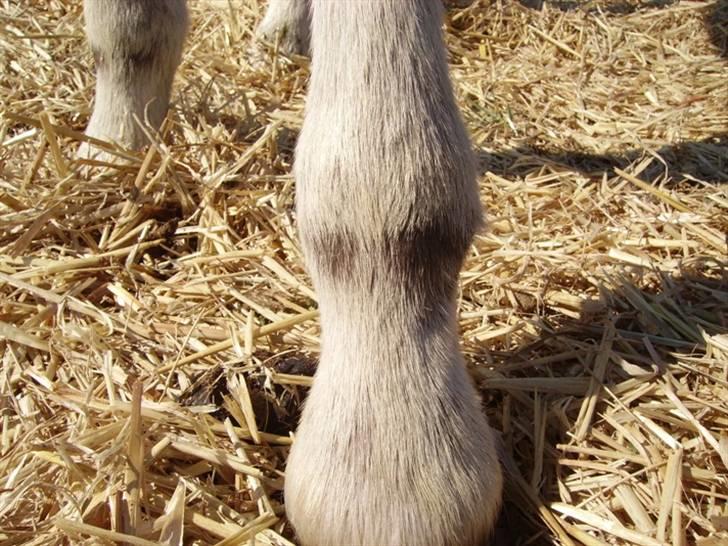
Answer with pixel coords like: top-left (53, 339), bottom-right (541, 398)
top-left (177, 355), bottom-right (317, 436)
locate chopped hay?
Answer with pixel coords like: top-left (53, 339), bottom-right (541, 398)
top-left (1, 0), bottom-right (726, 544)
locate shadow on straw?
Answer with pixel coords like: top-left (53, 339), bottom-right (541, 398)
top-left (708, 0), bottom-right (728, 58)
top-left (518, 0), bottom-right (726, 58)
top-left (472, 258), bottom-right (726, 544)
top-left (477, 133), bottom-right (728, 186)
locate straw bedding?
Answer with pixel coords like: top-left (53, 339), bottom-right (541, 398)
top-left (1, 0), bottom-right (726, 544)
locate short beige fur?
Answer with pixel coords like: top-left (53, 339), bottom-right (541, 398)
top-left (81, 1), bottom-right (503, 544)
top-left (287, 1), bottom-right (502, 544)
top-left (81, 0), bottom-right (188, 154)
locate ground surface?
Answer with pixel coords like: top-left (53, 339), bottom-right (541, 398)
top-left (0, 0), bottom-right (727, 545)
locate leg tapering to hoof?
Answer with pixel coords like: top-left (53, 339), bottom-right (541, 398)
top-left (80, 0), bottom-right (188, 157)
top-left (285, 1), bottom-right (503, 545)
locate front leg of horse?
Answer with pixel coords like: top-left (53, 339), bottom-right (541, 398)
top-left (285, 1), bottom-right (503, 545)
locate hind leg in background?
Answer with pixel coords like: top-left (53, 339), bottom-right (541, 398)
top-left (254, 0), bottom-right (475, 57)
top-left (256, 0), bottom-right (311, 56)
top-left (80, 0), bottom-right (188, 157)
